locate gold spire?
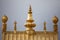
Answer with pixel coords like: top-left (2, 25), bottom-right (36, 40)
top-left (44, 21), bottom-right (46, 30)
top-left (28, 5), bottom-right (32, 13)
top-left (14, 21), bottom-right (17, 33)
top-left (27, 5), bottom-right (33, 21)
top-left (24, 5), bottom-right (36, 34)
top-left (44, 21), bottom-right (46, 33)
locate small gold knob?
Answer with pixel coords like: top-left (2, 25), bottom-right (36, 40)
top-left (2, 15), bottom-right (8, 23)
top-left (52, 16), bottom-right (58, 24)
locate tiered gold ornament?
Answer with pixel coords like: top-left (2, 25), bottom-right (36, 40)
top-left (24, 5), bottom-right (36, 34)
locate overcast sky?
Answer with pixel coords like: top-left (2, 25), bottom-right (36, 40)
top-left (0, 0), bottom-right (60, 40)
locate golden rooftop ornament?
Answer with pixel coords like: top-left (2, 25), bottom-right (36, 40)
top-left (2, 5), bottom-right (59, 40)
top-left (2, 15), bottom-right (8, 32)
top-left (24, 5), bottom-right (36, 34)
top-left (44, 21), bottom-right (46, 33)
top-left (14, 21), bottom-right (17, 33)
top-left (52, 16), bottom-right (59, 32)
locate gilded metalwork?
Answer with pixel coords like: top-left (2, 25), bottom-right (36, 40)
top-left (24, 5), bottom-right (36, 34)
top-left (2, 15), bottom-right (8, 32)
top-left (52, 16), bottom-right (58, 24)
top-left (2, 15), bottom-right (8, 23)
top-left (2, 6), bottom-right (59, 40)
top-left (52, 16), bottom-right (59, 32)
top-left (14, 21), bottom-right (17, 33)
top-left (44, 21), bottom-right (46, 33)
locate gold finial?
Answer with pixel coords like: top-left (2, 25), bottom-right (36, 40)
top-left (44, 21), bottom-right (46, 32)
top-left (24, 5), bottom-right (36, 34)
top-left (14, 21), bottom-right (17, 33)
top-left (2, 15), bottom-right (8, 32)
top-left (27, 5), bottom-right (33, 21)
top-left (52, 16), bottom-right (58, 24)
top-left (2, 15), bottom-right (8, 23)
top-left (28, 5), bottom-right (32, 13)
top-left (52, 16), bottom-right (59, 32)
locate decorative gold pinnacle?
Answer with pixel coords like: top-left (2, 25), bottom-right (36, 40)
top-left (24, 5), bottom-right (36, 34)
top-left (44, 21), bottom-right (46, 31)
top-left (14, 21), bottom-right (17, 33)
top-left (44, 21), bottom-right (46, 33)
top-left (28, 5), bottom-right (32, 13)
top-left (27, 5), bottom-right (33, 21)
top-left (2, 15), bottom-right (8, 32)
top-left (52, 16), bottom-right (59, 32)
